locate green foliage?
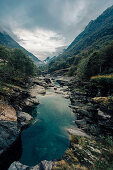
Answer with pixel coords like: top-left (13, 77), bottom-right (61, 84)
top-left (68, 55), bottom-right (82, 76)
top-left (59, 5), bottom-right (113, 60)
top-left (76, 58), bottom-right (89, 80)
top-left (0, 46), bottom-right (11, 81)
top-left (71, 135), bottom-right (88, 147)
top-left (76, 42), bottom-right (113, 80)
top-left (94, 135), bottom-right (113, 169)
top-left (89, 74), bottom-right (113, 96)
top-left (94, 160), bottom-right (113, 170)
top-left (70, 134), bottom-right (113, 170)
top-left (48, 40), bottom-right (113, 77)
top-left (68, 66), bottom-right (76, 76)
top-left (47, 6), bottom-right (113, 77)
top-left (0, 46), bottom-right (37, 83)
top-left (48, 55), bottom-right (82, 74)
top-left (0, 46), bottom-right (10, 60)
top-left (48, 60), bottom-right (67, 73)
top-left (0, 32), bottom-right (40, 65)
top-left (100, 135), bottom-right (113, 147)
top-left (7, 48), bottom-right (36, 78)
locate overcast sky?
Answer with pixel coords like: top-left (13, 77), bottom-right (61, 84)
top-left (0, 0), bottom-right (113, 60)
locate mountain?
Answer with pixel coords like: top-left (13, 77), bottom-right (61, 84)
top-left (43, 57), bottom-right (51, 64)
top-left (43, 56), bottom-right (56, 64)
top-left (0, 30), bottom-right (41, 65)
top-left (48, 5), bottom-right (113, 74)
top-left (65, 5), bottom-right (113, 57)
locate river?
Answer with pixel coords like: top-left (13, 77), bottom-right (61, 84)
top-left (19, 85), bottom-right (75, 166)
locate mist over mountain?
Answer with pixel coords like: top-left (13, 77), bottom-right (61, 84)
top-left (0, 30), bottom-right (41, 65)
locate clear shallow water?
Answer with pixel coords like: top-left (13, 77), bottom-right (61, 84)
top-left (20, 87), bottom-right (75, 166)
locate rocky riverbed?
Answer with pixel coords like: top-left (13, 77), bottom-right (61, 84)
top-left (1, 75), bottom-right (113, 169)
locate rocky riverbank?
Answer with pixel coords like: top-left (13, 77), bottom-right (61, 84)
top-left (2, 75), bottom-right (113, 169)
top-left (53, 77), bottom-right (113, 169)
top-left (0, 76), bottom-right (53, 170)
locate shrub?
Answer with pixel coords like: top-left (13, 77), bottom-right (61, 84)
top-left (89, 74), bottom-right (113, 96)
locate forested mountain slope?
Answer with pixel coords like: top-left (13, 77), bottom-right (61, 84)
top-left (66, 5), bottom-right (113, 56)
top-left (48, 5), bottom-right (113, 76)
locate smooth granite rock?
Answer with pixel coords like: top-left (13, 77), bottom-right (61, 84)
top-left (24, 97), bottom-right (39, 108)
top-left (9, 160), bottom-right (55, 170)
top-left (17, 112), bottom-right (33, 129)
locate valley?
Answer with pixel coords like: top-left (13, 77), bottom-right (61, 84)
top-left (0, 3), bottom-right (113, 170)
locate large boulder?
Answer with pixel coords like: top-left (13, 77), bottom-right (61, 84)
top-left (0, 104), bottom-right (21, 169)
top-left (29, 85), bottom-right (46, 97)
top-left (0, 105), bottom-right (19, 148)
top-left (24, 97), bottom-right (39, 109)
top-left (32, 77), bottom-right (48, 88)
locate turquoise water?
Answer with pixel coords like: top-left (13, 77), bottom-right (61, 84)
top-left (20, 87), bottom-right (75, 166)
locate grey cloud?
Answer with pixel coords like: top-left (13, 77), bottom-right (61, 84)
top-left (35, 45), bottom-right (68, 60)
top-left (0, 0), bottom-right (113, 32)
top-left (0, 0), bottom-right (113, 59)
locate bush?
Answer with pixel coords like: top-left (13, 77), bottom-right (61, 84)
top-left (90, 74), bottom-right (113, 96)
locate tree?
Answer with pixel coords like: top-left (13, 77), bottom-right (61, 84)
top-left (7, 48), bottom-right (36, 78)
top-left (0, 46), bottom-right (10, 81)
top-left (76, 42), bottom-right (113, 80)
